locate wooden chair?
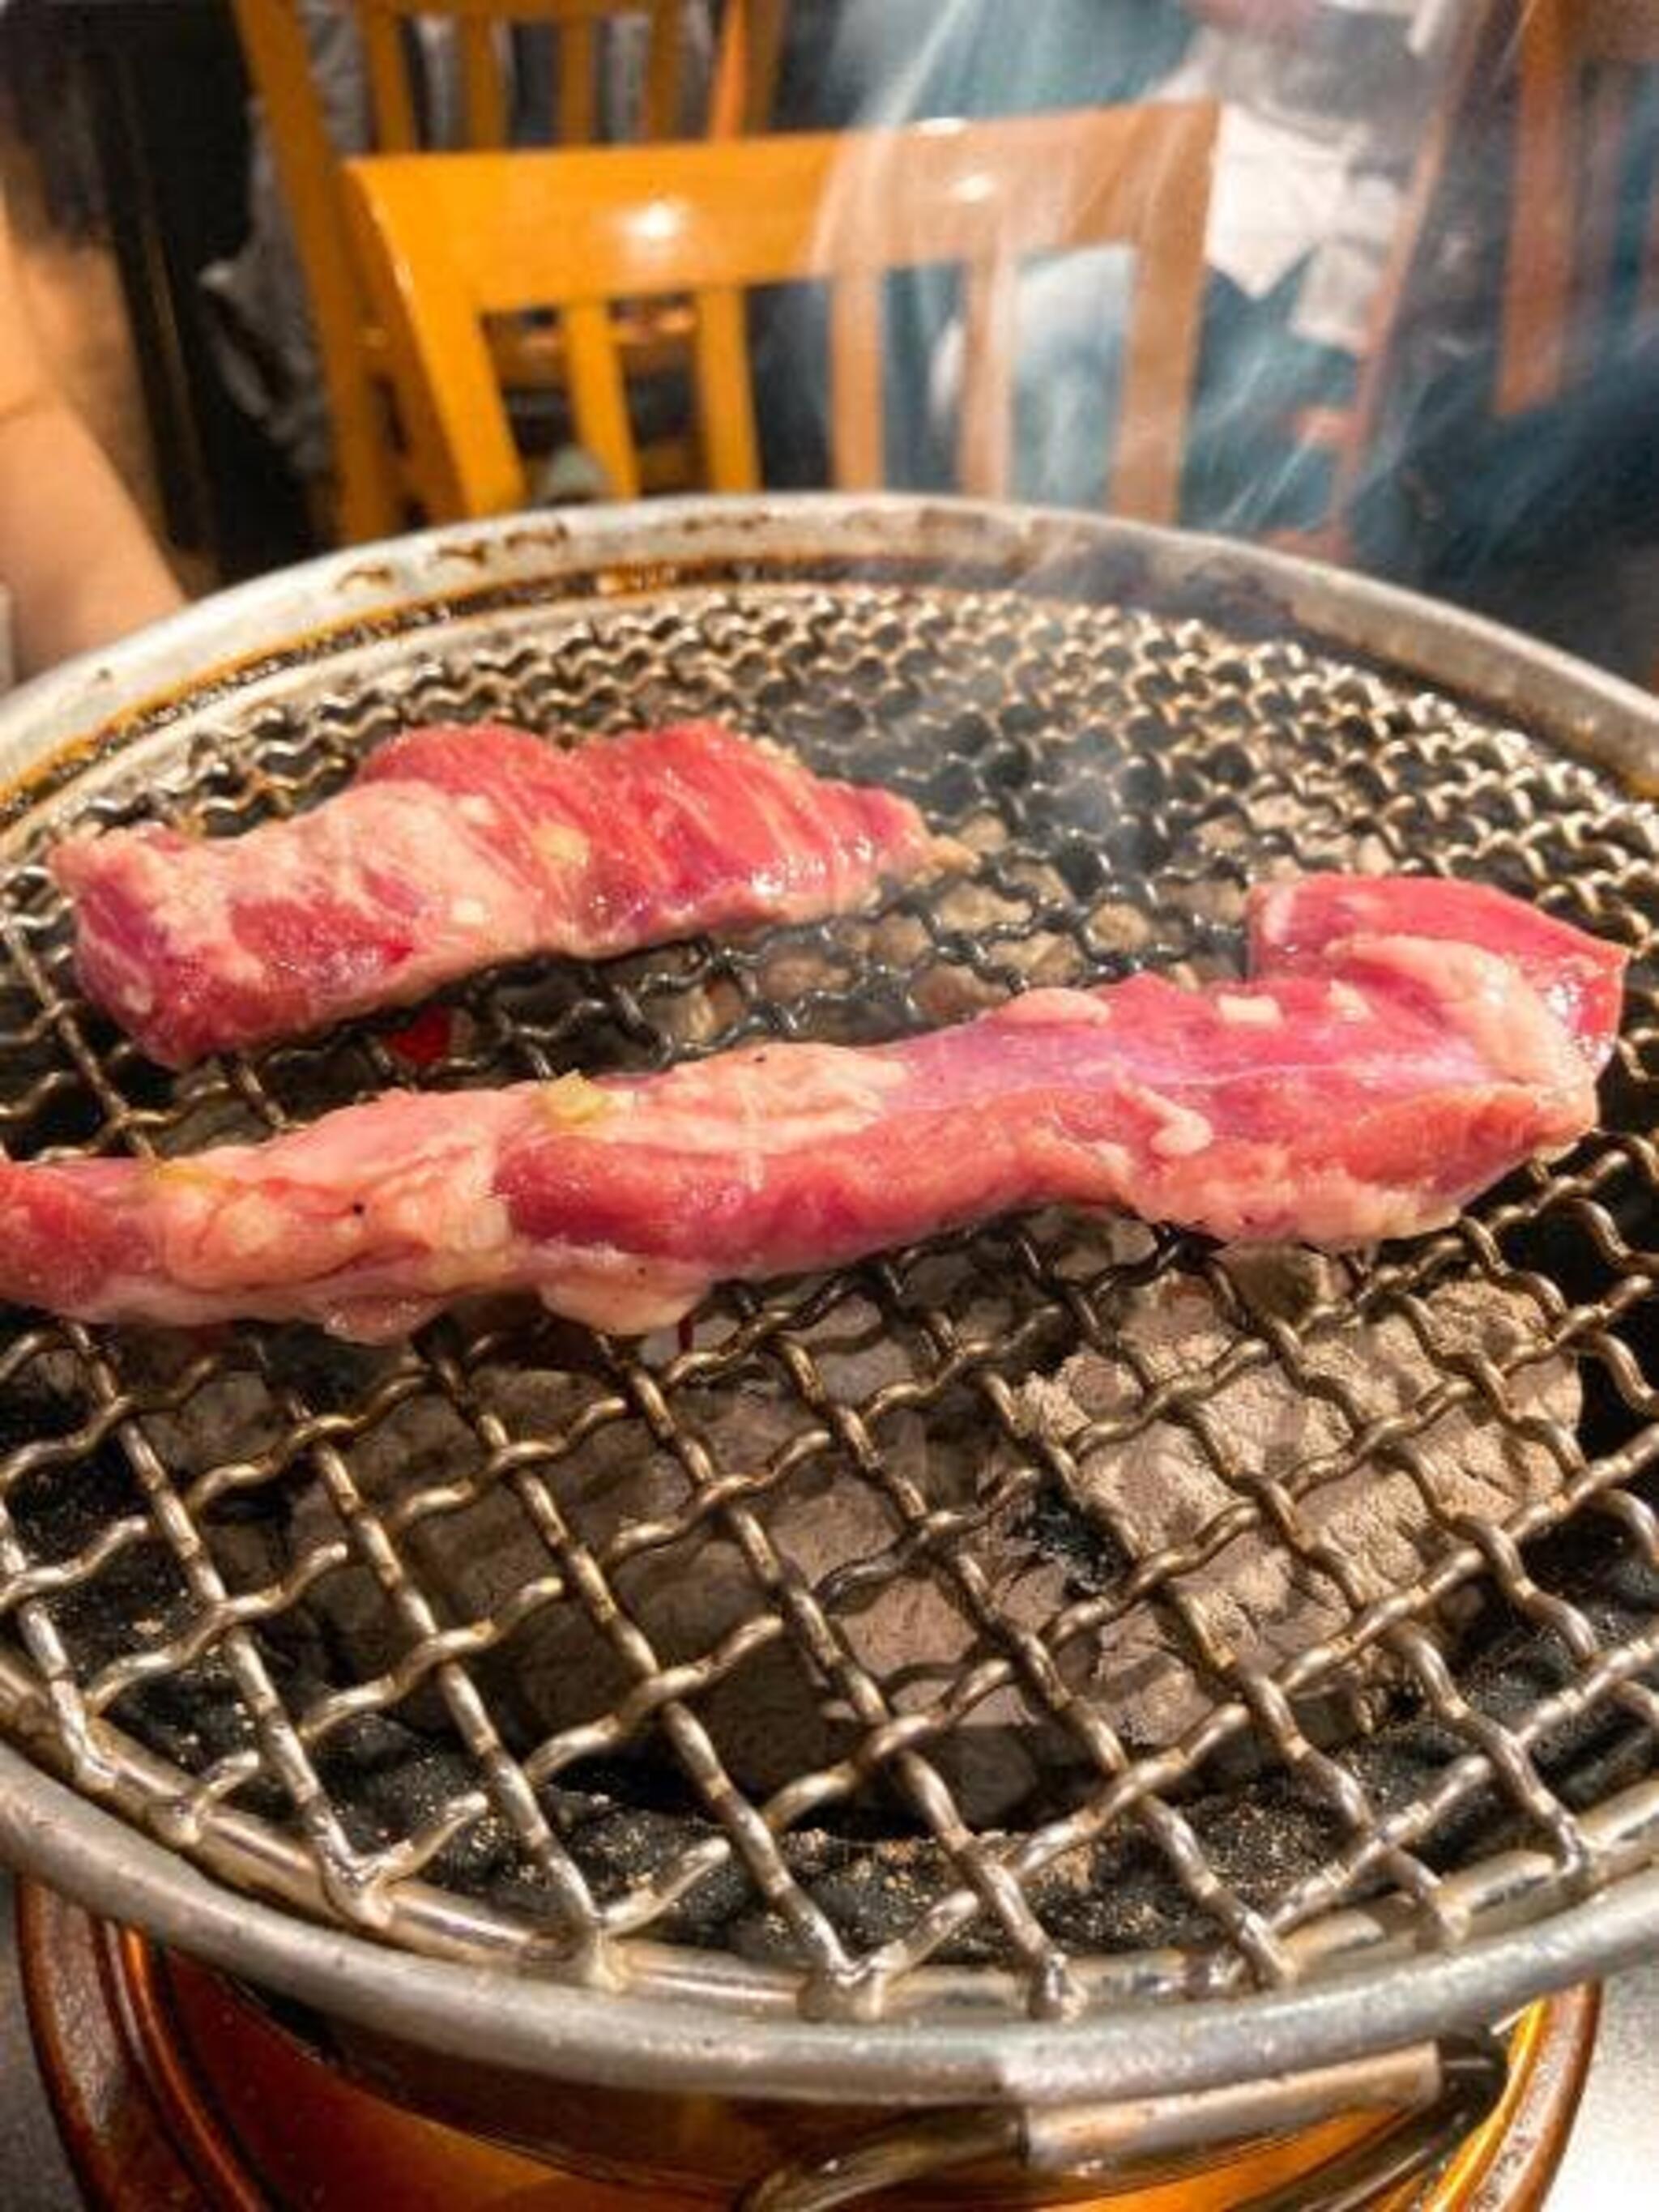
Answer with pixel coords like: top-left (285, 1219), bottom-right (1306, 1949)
top-left (230, 0), bottom-right (787, 542)
top-left (1498, 0), bottom-right (1659, 416)
top-left (353, 0), bottom-right (783, 152)
top-left (342, 103), bottom-right (1218, 524)
top-left (1267, 0), bottom-right (1503, 563)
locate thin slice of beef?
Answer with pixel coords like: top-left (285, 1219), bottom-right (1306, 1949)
top-left (53, 721), bottom-right (944, 1065)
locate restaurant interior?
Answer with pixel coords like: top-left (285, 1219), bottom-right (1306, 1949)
top-left (0, 3), bottom-right (1657, 2207)
top-left (4, 1), bottom-right (1657, 675)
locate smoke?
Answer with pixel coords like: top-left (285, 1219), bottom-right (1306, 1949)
top-left (1346, 41), bottom-right (1659, 679)
top-left (754, 0), bottom-right (1188, 493)
top-left (756, 0), bottom-right (1659, 681)
top-left (761, 2), bottom-right (1388, 526)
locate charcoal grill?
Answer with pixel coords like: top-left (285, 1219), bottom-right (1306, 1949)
top-left (1, 495), bottom-right (1657, 2209)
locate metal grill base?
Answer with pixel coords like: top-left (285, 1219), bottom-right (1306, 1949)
top-left (15, 1882), bottom-right (1598, 2210)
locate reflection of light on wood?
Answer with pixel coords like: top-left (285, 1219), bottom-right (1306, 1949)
top-left (629, 197), bottom-right (686, 245)
top-left (347, 108), bottom-right (1216, 521)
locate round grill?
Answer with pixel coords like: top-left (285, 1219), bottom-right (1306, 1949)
top-left (0, 499), bottom-right (1657, 2110)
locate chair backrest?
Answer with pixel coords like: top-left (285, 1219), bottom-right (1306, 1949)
top-left (1499, 0), bottom-right (1659, 415)
top-left (1299, 0), bottom-right (1502, 554)
top-left (231, 0), bottom-right (785, 539)
top-left (344, 103), bottom-right (1218, 523)
top-left (356, 0), bottom-right (693, 151)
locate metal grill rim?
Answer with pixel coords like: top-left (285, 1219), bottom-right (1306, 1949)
top-left (0, 500), bottom-right (1655, 2074)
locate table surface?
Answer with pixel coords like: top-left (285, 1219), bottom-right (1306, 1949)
top-left (0, 1863), bottom-right (1653, 2209)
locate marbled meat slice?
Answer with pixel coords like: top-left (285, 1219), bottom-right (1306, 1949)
top-left (0, 873), bottom-right (1625, 1341)
top-left (52, 720), bottom-right (943, 1065)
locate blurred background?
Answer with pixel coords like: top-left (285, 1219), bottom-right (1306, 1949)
top-left (1, 0), bottom-right (1655, 683)
top-left (1, 8), bottom-right (1658, 2206)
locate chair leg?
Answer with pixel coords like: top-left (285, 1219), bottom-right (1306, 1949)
top-left (332, 439), bottom-right (406, 543)
top-left (1498, 0), bottom-right (1576, 415)
top-left (1577, 64), bottom-right (1636, 380)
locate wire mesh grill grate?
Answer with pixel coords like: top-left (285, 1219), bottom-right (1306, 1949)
top-left (2, 573), bottom-right (1658, 2025)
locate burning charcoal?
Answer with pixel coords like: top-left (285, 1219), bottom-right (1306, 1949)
top-left (749, 931), bottom-right (865, 1008)
top-left (269, 1303), bottom-right (1075, 1824)
top-left (877, 842), bottom-right (1126, 1026)
top-left (196, 1223), bottom-right (1583, 1829)
top-left (609, 942), bottom-right (747, 1052)
top-left (1004, 1261), bottom-right (1580, 1752)
top-left (1195, 803), bottom-right (1396, 884)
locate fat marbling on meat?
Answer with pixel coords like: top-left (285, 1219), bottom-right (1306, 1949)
top-left (0, 873), bottom-right (1626, 1342)
top-left (52, 720), bottom-right (944, 1065)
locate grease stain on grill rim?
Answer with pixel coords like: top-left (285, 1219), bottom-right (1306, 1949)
top-left (0, 509), bottom-right (1656, 2039)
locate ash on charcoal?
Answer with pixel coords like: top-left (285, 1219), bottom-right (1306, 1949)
top-left (227, 1241), bottom-right (1585, 1848)
top-left (246, 1294), bottom-right (1080, 1825)
top-left (1001, 1252), bottom-right (1581, 1754)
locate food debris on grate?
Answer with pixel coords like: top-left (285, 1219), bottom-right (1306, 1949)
top-left (0, 577), bottom-right (1657, 2021)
